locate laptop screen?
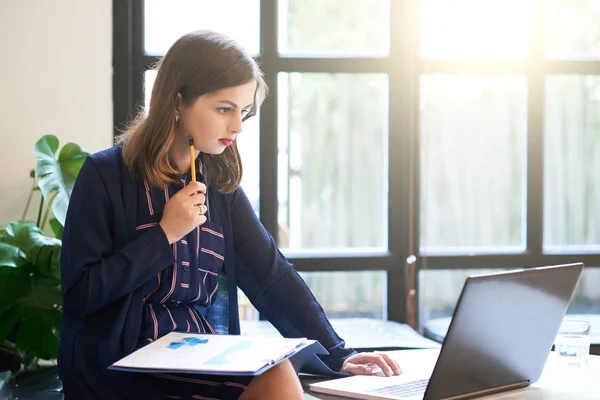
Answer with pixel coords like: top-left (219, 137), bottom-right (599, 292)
top-left (424, 263), bottom-right (583, 399)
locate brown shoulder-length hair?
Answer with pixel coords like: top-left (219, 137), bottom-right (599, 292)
top-left (120, 30), bottom-right (268, 193)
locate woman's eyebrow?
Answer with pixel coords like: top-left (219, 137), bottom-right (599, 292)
top-left (217, 100), bottom-right (253, 109)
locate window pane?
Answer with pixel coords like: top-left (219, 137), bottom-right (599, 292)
top-left (544, 76), bottom-right (600, 250)
top-left (278, 0), bottom-right (389, 56)
top-left (420, 75), bottom-right (527, 252)
top-left (237, 115), bottom-right (260, 214)
top-left (278, 73), bottom-right (388, 251)
top-left (144, 0), bottom-right (260, 55)
top-left (144, 69), bottom-right (157, 111)
top-left (419, 267), bottom-right (600, 340)
top-left (238, 288), bottom-right (259, 321)
top-left (240, 271), bottom-right (387, 321)
top-left (547, 0), bottom-right (600, 59)
top-left (568, 268), bottom-right (600, 315)
top-left (420, 0), bottom-right (530, 59)
top-left (420, 268), bottom-right (600, 335)
top-left (144, 70), bottom-right (260, 214)
top-left (299, 271), bottom-right (387, 319)
top-left (567, 267), bottom-right (600, 345)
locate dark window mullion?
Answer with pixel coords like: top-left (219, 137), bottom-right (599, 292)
top-left (291, 255), bottom-right (395, 272)
top-left (422, 60), bottom-right (531, 74)
top-left (275, 57), bottom-right (392, 73)
top-left (422, 254), bottom-right (600, 269)
top-left (259, 0), bottom-right (279, 238)
top-left (527, 0), bottom-right (546, 255)
top-left (142, 55), bottom-right (161, 67)
top-left (386, 0), bottom-right (417, 323)
top-left (423, 60), bottom-right (600, 75)
top-left (530, 0), bottom-right (546, 61)
top-left (526, 74), bottom-right (545, 255)
top-left (543, 61), bottom-right (600, 74)
top-left (113, 0), bottom-right (134, 135)
top-left (132, 0), bottom-right (146, 113)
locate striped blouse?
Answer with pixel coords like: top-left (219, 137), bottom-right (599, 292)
top-left (135, 168), bottom-right (225, 348)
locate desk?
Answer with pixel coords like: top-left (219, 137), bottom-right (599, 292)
top-left (302, 349), bottom-right (600, 399)
top-left (241, 318), bottom-right (440, 351)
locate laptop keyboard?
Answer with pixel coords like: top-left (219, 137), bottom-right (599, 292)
top-left (367, 379), bottom-right (429, 397)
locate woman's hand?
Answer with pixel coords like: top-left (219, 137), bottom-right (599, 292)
top-left (159, 181), bottom-right (207, 244)
top-left (340, 352), bottom-right (402, 377)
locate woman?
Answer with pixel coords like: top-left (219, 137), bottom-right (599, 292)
top-left (59, 30), bottom-right (400, 400)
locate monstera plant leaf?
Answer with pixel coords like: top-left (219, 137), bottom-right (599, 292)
top-left (0, 221), bottom-right (62, 360)
top-left (0, 221), bottom-right (36, 270)
top-left (48, 217), bottom-right (63, 241)
top-left (0, 242), bottom-right (26, 269)
top-left (0, 221), bottom-right (38, 250)
top-left (0, 267), bottom-right (62, 360)
top-left (34, 135), bottom-right (89, 226)
top-left (0, 135), bottom-right (87, 368)
top-left (0, 221), bottom-right (60, 278)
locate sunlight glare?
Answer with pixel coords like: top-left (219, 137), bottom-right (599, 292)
top-left (421, 0), bottom-right (530, 59)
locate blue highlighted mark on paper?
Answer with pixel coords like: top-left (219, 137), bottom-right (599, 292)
top-left (168, 337), bottom-right (209, 349)
top-left (204, 340), bottom-right (254, 365)
top-left (184, 337), bottom-right (208, 345)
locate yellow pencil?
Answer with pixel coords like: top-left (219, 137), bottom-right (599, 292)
top-left (189, 137), bottom-right (196, 182)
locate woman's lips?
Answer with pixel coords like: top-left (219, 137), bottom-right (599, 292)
top-left (219, 139), bottom-right (233, 146)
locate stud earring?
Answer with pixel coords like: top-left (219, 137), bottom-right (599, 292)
top-left (175, 115), bottom-right (179, 123)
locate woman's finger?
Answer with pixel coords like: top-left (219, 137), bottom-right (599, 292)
top-left (379, 352), bottom-right (402, 375)
top-left (369, 355), bottom-right (394, 377)
top-left (341, 362), bottom-right (373, 376)
top-left (346, 353), bottom-right (398, 377)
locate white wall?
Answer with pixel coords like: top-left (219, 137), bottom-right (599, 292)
top-left (0, 0), bottom-right (113, 225)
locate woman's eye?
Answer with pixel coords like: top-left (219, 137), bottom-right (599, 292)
top-left (241, 109), bottom-right (250, 116)
top-left (217, 107), bottom-right (232, 113)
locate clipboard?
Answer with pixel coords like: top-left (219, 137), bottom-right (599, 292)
top-left (109, 332), bottom-right (328, 376)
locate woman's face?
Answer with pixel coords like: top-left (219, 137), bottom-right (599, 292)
top-left (177, 80), bottom-right (257, 154)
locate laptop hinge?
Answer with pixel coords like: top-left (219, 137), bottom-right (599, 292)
top-left (438, 380), bottom-right (530, 400)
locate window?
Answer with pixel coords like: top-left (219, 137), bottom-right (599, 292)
top-left (144, 0), bottom-right (260, 55)
top-left (277, 72), bottom-right (388, 251)
top-left (420, 0), bottom-right (530, 59)
top-left (278, 0), bottom-right (389, 56)
top-left (416, 0), bottom-right (600, 330)
top-left (420, 268), bottom-right (600, 322)
top-left (544, 75), bottom-right (600, 250)
top-left (113, 0), bottom-right (600, 328)
top-left (419, 75), bottom-right (527, 252)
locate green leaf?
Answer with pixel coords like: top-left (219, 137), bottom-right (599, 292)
top-left (0, 242), bottom-right (26, 268)
top-left (0, 269), bottom-right (62, 360)
top-left (0, 369), bottom-right (12, 391)
top-left (0, 266), bottom-right (30, 338)
top-left (0, 306), bottom-right (21, 342)
top-left (0, 221), bottom-right (41, 250)
top-left (14, 307), bottom-right (61, 360)
top-left (34, 135), bottom-right (89, 226)
top-left (0, 221), bottom-right (40, 269)
top-left (18, 273), bottom-right (62, 311)
top-left (48, 218), bottom-right (63, 240)
top-left (0, 221), bottom-right (60, 279)
top-left (0, 219), bottom-right (62, 360)
top-left (24, 233), bottom-right (61, 280)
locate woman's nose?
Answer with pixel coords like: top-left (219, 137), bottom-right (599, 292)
top-left (229, 113), bottom-right (243, 133)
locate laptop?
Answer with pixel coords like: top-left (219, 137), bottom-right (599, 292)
top-left (310, 262), bottom-right (584, 400)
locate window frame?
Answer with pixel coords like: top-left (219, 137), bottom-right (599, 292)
top-left (112, 0), bottom-right (600, 329)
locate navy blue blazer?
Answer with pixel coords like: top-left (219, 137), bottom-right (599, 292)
top-left (58, 145), bottom-right (356, 399)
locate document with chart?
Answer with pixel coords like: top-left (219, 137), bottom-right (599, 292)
top-left (110, 332), bottom-right (323, 376)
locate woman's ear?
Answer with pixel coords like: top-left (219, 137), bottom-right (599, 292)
top-left (174, 93), bottom-right (183, 114)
